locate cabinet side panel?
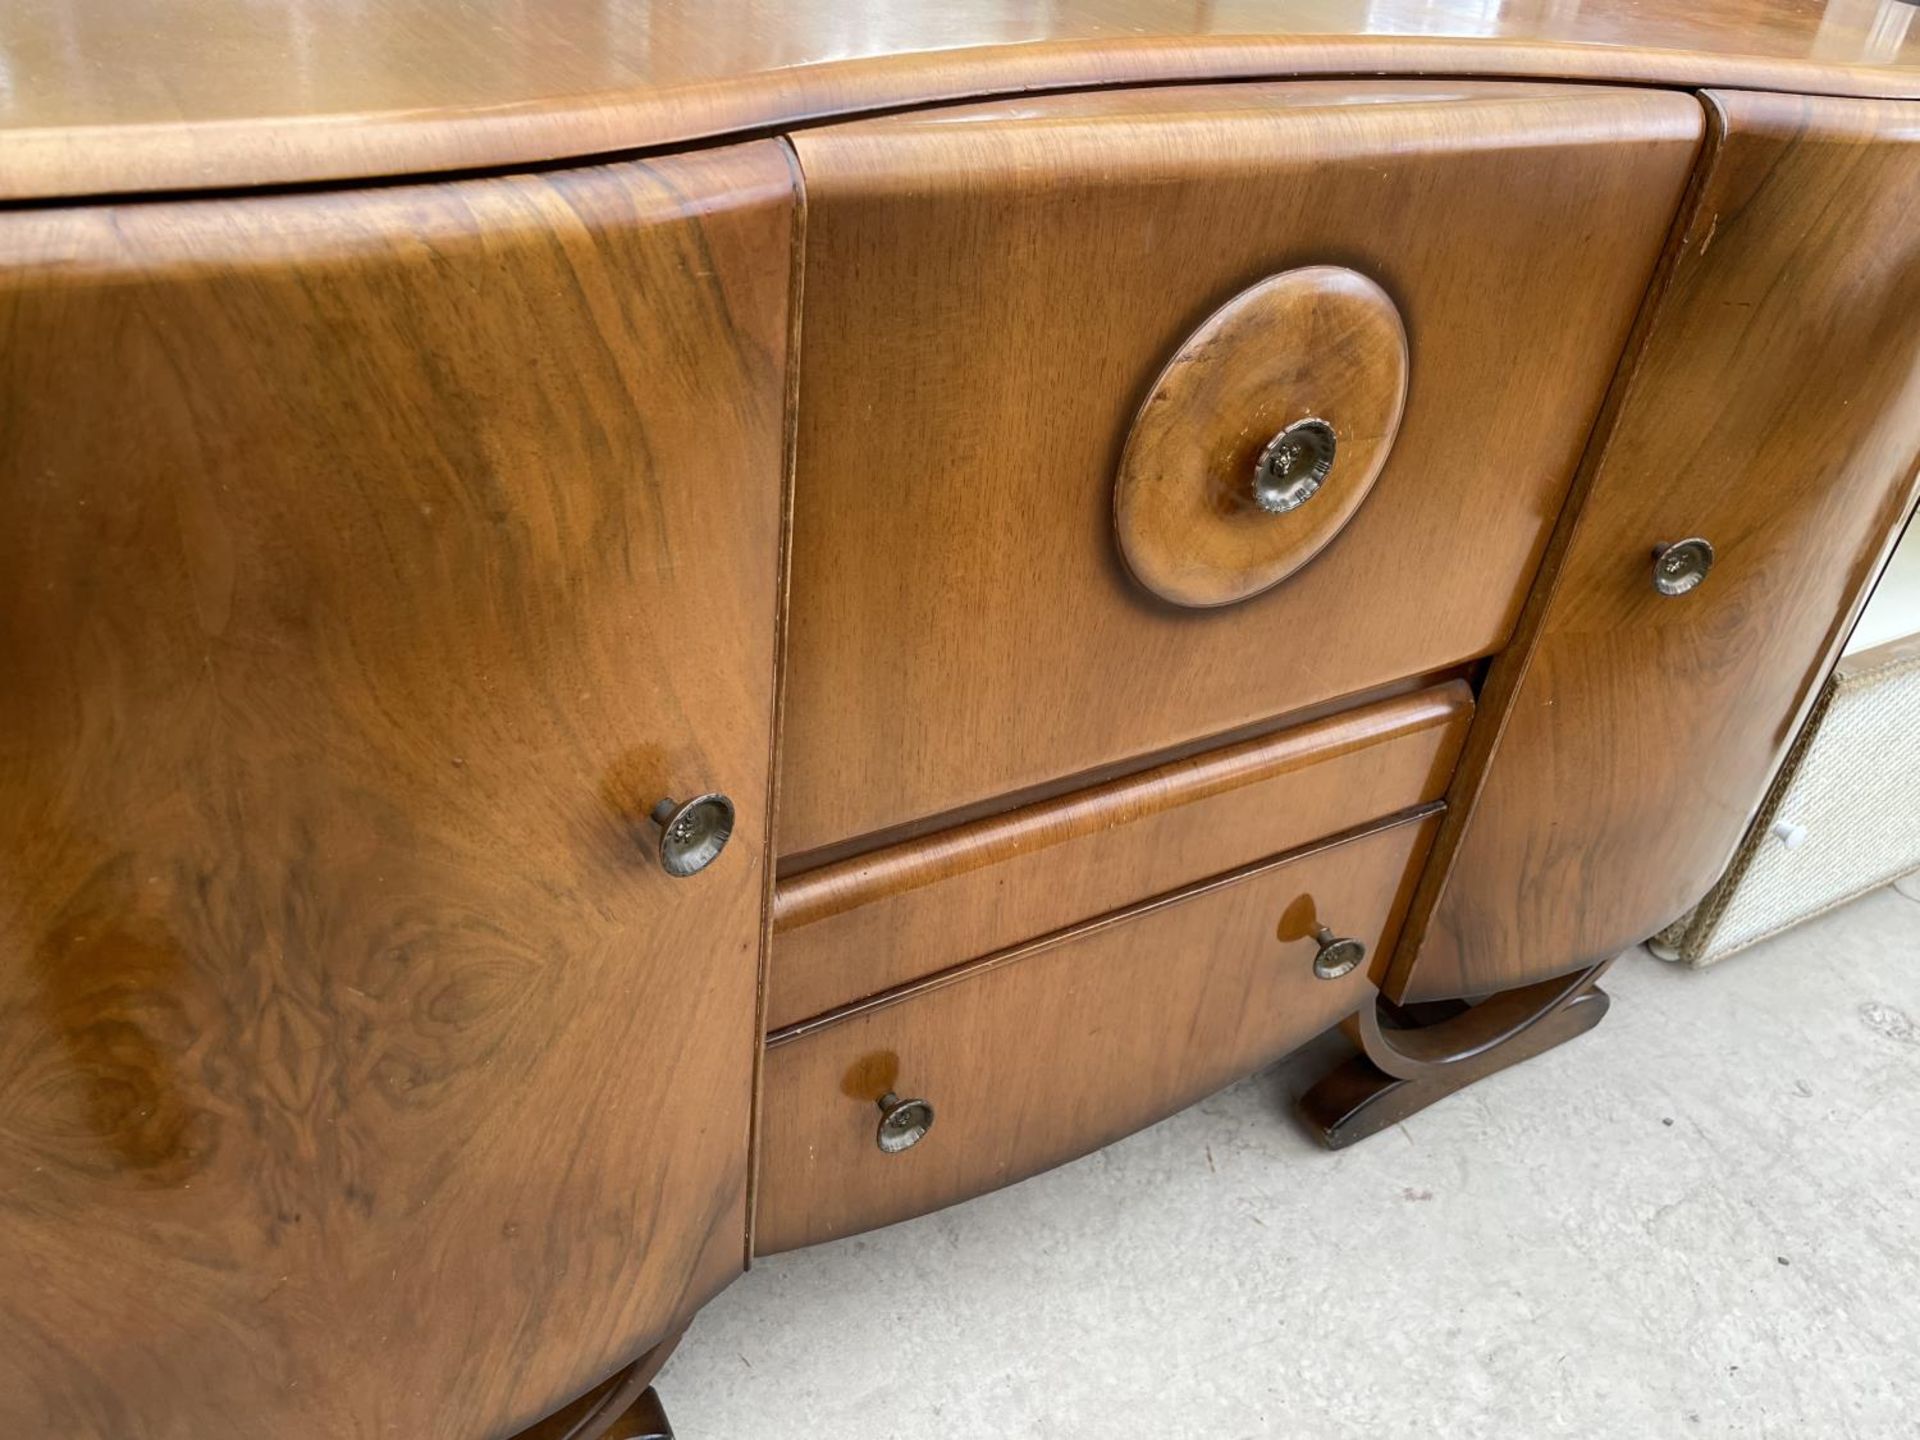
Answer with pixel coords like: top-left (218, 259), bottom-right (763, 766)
top-left (0, 144), bottom-right (793, 1438)
top-left (1394, 92), bottom-right (1920, 1004)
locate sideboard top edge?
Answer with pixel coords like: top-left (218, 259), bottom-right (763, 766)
top-left (2, 5), bottom-right (1918, 204)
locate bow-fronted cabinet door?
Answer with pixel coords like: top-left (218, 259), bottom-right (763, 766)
top-left (0, 143), bottom-right (794, 1438)
top-left (1391, 93), bottom-right (1920, 1003)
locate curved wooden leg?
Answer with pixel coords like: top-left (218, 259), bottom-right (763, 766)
top-left (510, 1330), bottom-right (682, 1440)
top-left (1297, 961), bottom-right (1613, 1150)
top-left (592, 1388), bottom-right (674, 1440)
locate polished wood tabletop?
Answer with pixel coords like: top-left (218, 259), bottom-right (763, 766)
top-left (1, 0), bottom-right (1916, 199)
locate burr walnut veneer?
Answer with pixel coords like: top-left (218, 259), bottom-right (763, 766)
top-left (2, 5), bottom-right (1917, 1437)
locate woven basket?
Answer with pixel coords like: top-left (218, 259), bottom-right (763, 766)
top-left (1651, 633), bottom-right (1920, 967)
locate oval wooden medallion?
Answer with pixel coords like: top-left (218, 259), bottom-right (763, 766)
top-left (1114, 266), bottom-right (1410, 608)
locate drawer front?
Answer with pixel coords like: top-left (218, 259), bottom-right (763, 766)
top-left (755, 814), bottom-right (1439, 1254)
top-left (780, 81), bottom-right (1703, 856)
top-left (768, 682), bottom-right (1470, 1030)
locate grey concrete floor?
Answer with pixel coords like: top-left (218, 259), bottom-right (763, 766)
top-left (662, 883), bottom-right (1920, 1439)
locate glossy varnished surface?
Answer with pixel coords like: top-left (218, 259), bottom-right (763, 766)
top-left (755, 814), bottom-right (1438, 1254)
top-left (0, 1), bottom-right (1915, 200)
top-left (780, 81), bottom-right (1700, 856)
top-left (0, 145), bottom-right (794, 1438)
top-left (768, 684), bottom-right (1469, 1031)
top-left (1391, 90), bottom-right (1920, 1004)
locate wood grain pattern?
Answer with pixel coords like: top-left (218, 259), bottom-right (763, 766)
top-left (0, 0), bottom-right (1915, 201)
top-left (509, 1332), bottom-right (682, 1440)
top-left (1389, 90), bottom-right (1920, 1004)
top-left (755, 813), bottom-right (1439, 1254)
top-left (0, 144), bottom-right (794, 1439)
top-left (780, 81), bottom-right (1702, 856)
top-left (1114, 265), bottom-right (1409, 608)
top-left (768, 683), bottom-right (1470, 1031)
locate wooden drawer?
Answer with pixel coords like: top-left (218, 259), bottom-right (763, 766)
top-left (779, 81), bottom-right (1702, 857)
top-left (755, 812), bottom-right (1439, 1254)
top-left (768, 681), bottom-right (1470, 1030)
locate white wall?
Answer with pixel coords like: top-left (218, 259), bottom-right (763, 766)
top-left (1846, 515), bottom-right (1920, 655)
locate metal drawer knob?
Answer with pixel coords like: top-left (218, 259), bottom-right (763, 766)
top-left (1251, 417), bottom-right (1337, 515)
top-left (875, 1092), bottom-right (935, 1154)
top-left (1651, 537), bottom-right (1715, 596)
top-left (1311, 925), bottom-right (1368, 981)
top-left (648, 793), bottom-right (735, 877)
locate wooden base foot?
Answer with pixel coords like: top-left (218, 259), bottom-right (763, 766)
top-left (511, 1332), bottom-right (681, 1440)
top-left (593, 1388), bottom-right (673, 1440)
top-left (1298, 962), bottom-right (1612, 1150)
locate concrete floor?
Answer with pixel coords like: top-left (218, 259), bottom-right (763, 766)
top-left (662, 882), bottom-right (1920, 1439)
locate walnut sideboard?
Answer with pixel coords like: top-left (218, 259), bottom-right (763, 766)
top-left (3, 4), bottom-right (1918, 1437)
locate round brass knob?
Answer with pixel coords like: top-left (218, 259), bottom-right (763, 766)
top-left (1651, 537), bottom-right (1715, 597)
top-left (648, 793), bottom-right (735, 877)
top-left (1252, 417), bottom-right (1338, 515)
top-left (875, 1091), bottom-right (934, 1154)
top-left (1311, 924), bottom-right (1368, 981)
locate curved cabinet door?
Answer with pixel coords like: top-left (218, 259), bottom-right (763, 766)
top-left (0, 144), bottom-right (794, 1438)
top-left (1392, 92), bottom-right (1920, 1004)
